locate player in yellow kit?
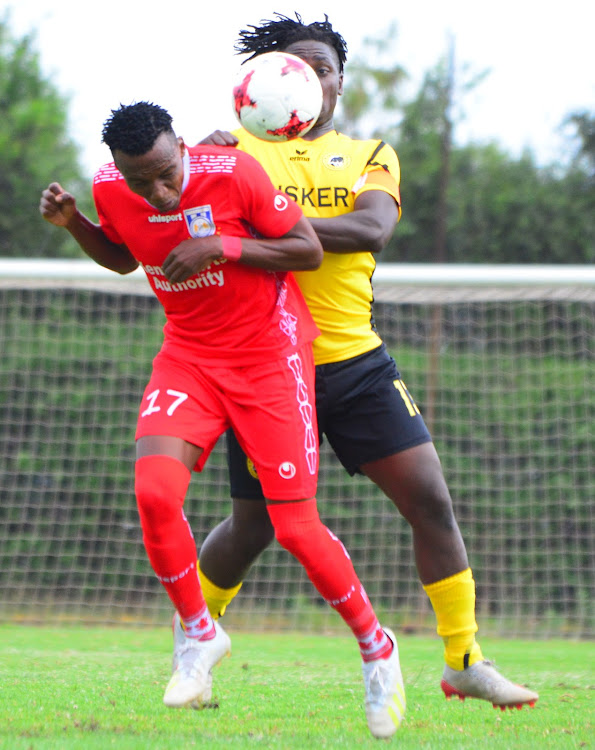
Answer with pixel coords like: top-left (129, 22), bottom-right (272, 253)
top-left (198, 12), bottom-right (539, 711)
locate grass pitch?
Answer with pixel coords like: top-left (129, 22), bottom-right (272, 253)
top-left (0, 624), bottom-right (591, 749)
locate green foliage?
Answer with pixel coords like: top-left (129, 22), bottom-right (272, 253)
top-left (564, 109), bottom-right (595, 175)
top-left (337, 32), bottom-right (594, 264)
top-left (388, 65), bottom-right (595, 264)
top-left (338, 23), bottom-right (407, 132)
top-left (383, 66), bottom-right (446, 261)
top-left (0, 13), bottom-right (92, 258)
top-left (441, 145), bottom-right (594, 264)
top-left (1, 16), bottom-right (592, 263)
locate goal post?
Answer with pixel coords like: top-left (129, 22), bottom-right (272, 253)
top-left (1, 260), bottom-right (593, 638)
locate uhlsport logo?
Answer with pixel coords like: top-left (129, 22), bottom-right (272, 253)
top-left (274, 194), bottom-right (289, 211)
top-left (184, 205), bottom-right (216, 237)
top-left (278, 462), bottom-right (296, 479)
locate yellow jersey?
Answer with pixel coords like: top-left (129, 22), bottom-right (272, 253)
top-left (234, 128), bottom-right (401, 365)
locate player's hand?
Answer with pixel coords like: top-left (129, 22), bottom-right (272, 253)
top-left (198, 130), bottom-right (239, 146)
top-left (162, 237), bottom-right (223, 283)
top-left (39, 182), bottom-right (78, 227)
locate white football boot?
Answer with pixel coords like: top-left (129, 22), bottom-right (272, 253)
top-left (442, 660), bottom-right (539, 710)
top-left (163, 611), bottom-right (231, 708)
top-left (361, 628), bottom-right (406, 738)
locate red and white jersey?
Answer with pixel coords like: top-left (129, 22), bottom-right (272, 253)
top-left (93, 144), bottom-right (319, 366)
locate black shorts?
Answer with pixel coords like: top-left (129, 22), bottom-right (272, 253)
top-left (227, 343), bottom-right (432, 499)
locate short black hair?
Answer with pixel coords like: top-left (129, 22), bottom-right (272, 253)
top-left (235, 12), bottom-right (348, 73)
top-left (101, 102), bottom-right (174, 156)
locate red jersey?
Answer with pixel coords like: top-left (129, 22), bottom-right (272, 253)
top-left (93, 145), bottom-right (319, 366)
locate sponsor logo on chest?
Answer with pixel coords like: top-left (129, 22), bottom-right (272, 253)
top-left (145, 205), bottom-right (216, 238)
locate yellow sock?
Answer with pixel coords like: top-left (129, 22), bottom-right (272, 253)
top-left (423, 567), bottom-right (484, 670)
top-left (197, 560), bottom-right (242, 620)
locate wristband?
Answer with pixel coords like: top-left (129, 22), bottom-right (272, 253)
top-left (221, 235), bottom-right (243, 261)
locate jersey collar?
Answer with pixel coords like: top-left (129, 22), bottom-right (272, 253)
top-left (181, 147), bottom-right (190, 194)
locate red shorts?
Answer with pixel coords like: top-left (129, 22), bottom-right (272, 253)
top-left (135, 346), bottom-right (318, 500)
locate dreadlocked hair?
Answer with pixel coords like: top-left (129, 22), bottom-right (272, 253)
top-left (101, 102), bottom-right (174, 156)
top-left (235, 12), bottom-right (347, 72)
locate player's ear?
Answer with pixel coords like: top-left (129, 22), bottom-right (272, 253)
top-left (177, 137), bottom-right (185, 155)
top-left (338, 72), bottom-right (344, 96)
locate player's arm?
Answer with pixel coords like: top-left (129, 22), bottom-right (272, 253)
top-left (39, 182), bottom-right (139, 275)
top-left (197, 130), bottom-right (239, 147)
top-left (230, 214), bottom-right (323, 271)
top-left (309, 188), bottom-right (399, 255)
top-left (161, 215), bottom-right (322, 283)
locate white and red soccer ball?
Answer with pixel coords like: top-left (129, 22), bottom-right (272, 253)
top-left (232, 51), bottom-right (323, 142)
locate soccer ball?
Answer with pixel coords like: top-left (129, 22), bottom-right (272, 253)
top-left (232, 51), bottom-right (323, 142)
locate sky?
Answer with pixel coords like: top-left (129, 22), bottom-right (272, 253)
top-left (5, 0), bottom-right (594, 175)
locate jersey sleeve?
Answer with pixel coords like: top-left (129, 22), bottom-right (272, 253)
top-left (92, 173), bottom-right (125, 245)
top-left (353, 141), bottom-right (402, 219)
top-left (231, 150), bottom-right (304, 237)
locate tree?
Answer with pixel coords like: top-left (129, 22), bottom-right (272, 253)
top-left (564, 110), bottom-right (595, 177)
top-left (447, 144), bottom-right (594, 264)
top-left (338, 31), bottom-right (593, 265)
top-left (383, 60), bottom-right (455, 262)
top-left (0, 13), bottom-right (91, 257)
top-left (337, 22), bottom-right (407, 139)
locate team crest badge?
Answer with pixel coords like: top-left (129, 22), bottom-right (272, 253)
top-left (247, 458), bottom-right (259, 479)
top-left (323, 153), bottom-right (351, 170)
top-left (184, 205), bottom-right (216, 237)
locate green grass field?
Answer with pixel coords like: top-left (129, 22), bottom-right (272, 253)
top-left (0, 625), bottom-right (591, 749)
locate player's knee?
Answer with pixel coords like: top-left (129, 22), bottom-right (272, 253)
top-left (267, 499), bottom-right (322, 558)
top-left (272, 526), bottom-right (301, 556)
top-left (407, 479), bottom-right (458, 531)
top-left (231, 501), bottom-right (275, 552)
top-left (134, 455), bottom-right (191, 537)
top-left (244, 522), bottom-right (275, 554)
top-left (387, 450), bottom-right (456, 527)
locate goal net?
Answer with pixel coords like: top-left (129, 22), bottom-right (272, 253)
top-left (1, 260), bottom-right (593, 638)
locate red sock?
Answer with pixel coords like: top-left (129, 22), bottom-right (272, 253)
top-left (135, 454), bottom-right (210, 628)
top-left (183, 604), bottom-right (216, 640)
top-left (267, 499), bottom-right (392, 660)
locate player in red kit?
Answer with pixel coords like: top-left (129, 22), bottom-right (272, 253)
top-left (39, 101), bottom-right (405, 738)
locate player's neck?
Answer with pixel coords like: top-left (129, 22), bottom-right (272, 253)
top-left (301, 119), bottom-right (336, 141)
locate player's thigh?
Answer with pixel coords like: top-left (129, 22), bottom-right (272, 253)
top-left (323, 345), bottom-right (431, 475)
top-left (228, 348), bottom-right (318, 501)
top-left (135, 352), bottom-right (228, 471)
top-left (226, 346), bottom-right (328, 501)
top-left (136, 434), bottom-right (203, 472)
top-left (226, 428), bottom-right (266, 501)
